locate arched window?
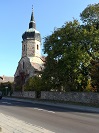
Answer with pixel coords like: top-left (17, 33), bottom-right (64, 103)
top-left (37, 44), bottom-right (39, 50)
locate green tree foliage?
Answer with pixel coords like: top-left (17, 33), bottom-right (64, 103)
top-left (42, 20), bottom-right (93, 91)
top-left (80, 3), bottom-right (99, 92)
top-left (0, 82), bottom-right (13, 96)
top-left (80, 3), bottom-right (99, 61)
top-left (42, 6), bottom-right (99, 91)
top-left (24, 76), bottom-right (45, 92)
top-left (80, 3), bottom-right (99, 26)
top-left (90, 60), bottom-right (99, 92)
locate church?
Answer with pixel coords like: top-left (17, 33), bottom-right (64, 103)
top-left (14, 9), bottom-right (45, 88)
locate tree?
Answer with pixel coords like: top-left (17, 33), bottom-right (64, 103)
top-left (90, 59), bottom-right (99, 92)
top-left (80, 3), bottom-right (99, 61)
top-left (80, 3), bottom-right (99, 92)
top-left (24, 76), bottom-right (44, 92)
top-left (42, 2), bottom-right (99, 92)
top-left (42, 20), bottom-right (92, 91)
top-left (0, 81), bottom-right (13, 96)
top-left (80, 3), bottom-right (99, 27)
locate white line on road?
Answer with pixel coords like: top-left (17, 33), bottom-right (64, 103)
top-left (1, 102), bottom-right (12, 105)
top-left (33, 108), bottom-right (55, 113)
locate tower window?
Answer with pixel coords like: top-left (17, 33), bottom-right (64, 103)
top-left (37, 44), bottom-right (39, 50)
top-left (24, 45), bottom-right (25, 51)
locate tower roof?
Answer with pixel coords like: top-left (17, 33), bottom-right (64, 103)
top-left (29, 7), bottom-right (36, 29)
top-left (22, 8), bottom-right (41, 41)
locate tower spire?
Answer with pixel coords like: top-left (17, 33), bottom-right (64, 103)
top-left (29, 5), bottom-right (36, 29)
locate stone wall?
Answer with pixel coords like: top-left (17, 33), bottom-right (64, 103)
top-left (11, 91), bottom-right (99, 105)
top-left (41, 91), bottom-right (99, 105)
top-left (11, 91), bottom-right (36, 98)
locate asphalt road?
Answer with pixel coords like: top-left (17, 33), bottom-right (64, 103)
top-left (0, 98), bottom-right (99, 133)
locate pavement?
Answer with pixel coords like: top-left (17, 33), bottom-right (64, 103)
top-left (0, 113), bottom-right (54, 133)
top-left (3, 97), bottom-right (99, 113)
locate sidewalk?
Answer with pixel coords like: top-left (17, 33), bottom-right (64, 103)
top-left (3, 97), bottom-right (99, 113)
top-left (0, 113), bottom-right (54, 133)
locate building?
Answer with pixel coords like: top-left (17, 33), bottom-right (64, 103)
top-left (14, 9), bottom-right (44, 88)
top-left (0, 75), bottom-right (14, 83)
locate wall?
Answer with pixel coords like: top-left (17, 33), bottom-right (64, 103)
top-left (11, 91), bottom-right (36, 98)
top-left (41, 91), bottom-right (99, 105)
top-left (11, 91), bottom-right (99, 105)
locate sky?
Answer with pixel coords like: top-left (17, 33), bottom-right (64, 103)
top-left (0, 0), bottom-right (99, 77)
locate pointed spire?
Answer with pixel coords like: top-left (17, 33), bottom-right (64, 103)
top-left (30, 5), bottom-right (34, 21)
top-left (29, 5), bottom-right (36, 29)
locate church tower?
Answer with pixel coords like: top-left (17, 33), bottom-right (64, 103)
top-left (22, 9), bottom-right (41, 58)
top-left (14, 8), bottom-right (44, 88)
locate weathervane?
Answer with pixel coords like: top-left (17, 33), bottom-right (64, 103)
top-left (32, 5), bottom-right (33, 12)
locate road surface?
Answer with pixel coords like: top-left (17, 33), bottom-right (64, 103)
top-left (0, 98), bottom-right (99, 133)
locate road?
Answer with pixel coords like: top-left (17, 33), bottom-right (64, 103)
top-left (0, 98), bottom-right (99, 133)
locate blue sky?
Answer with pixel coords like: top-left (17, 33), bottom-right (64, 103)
top-left (0, 0), bottom-right (99, 77)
